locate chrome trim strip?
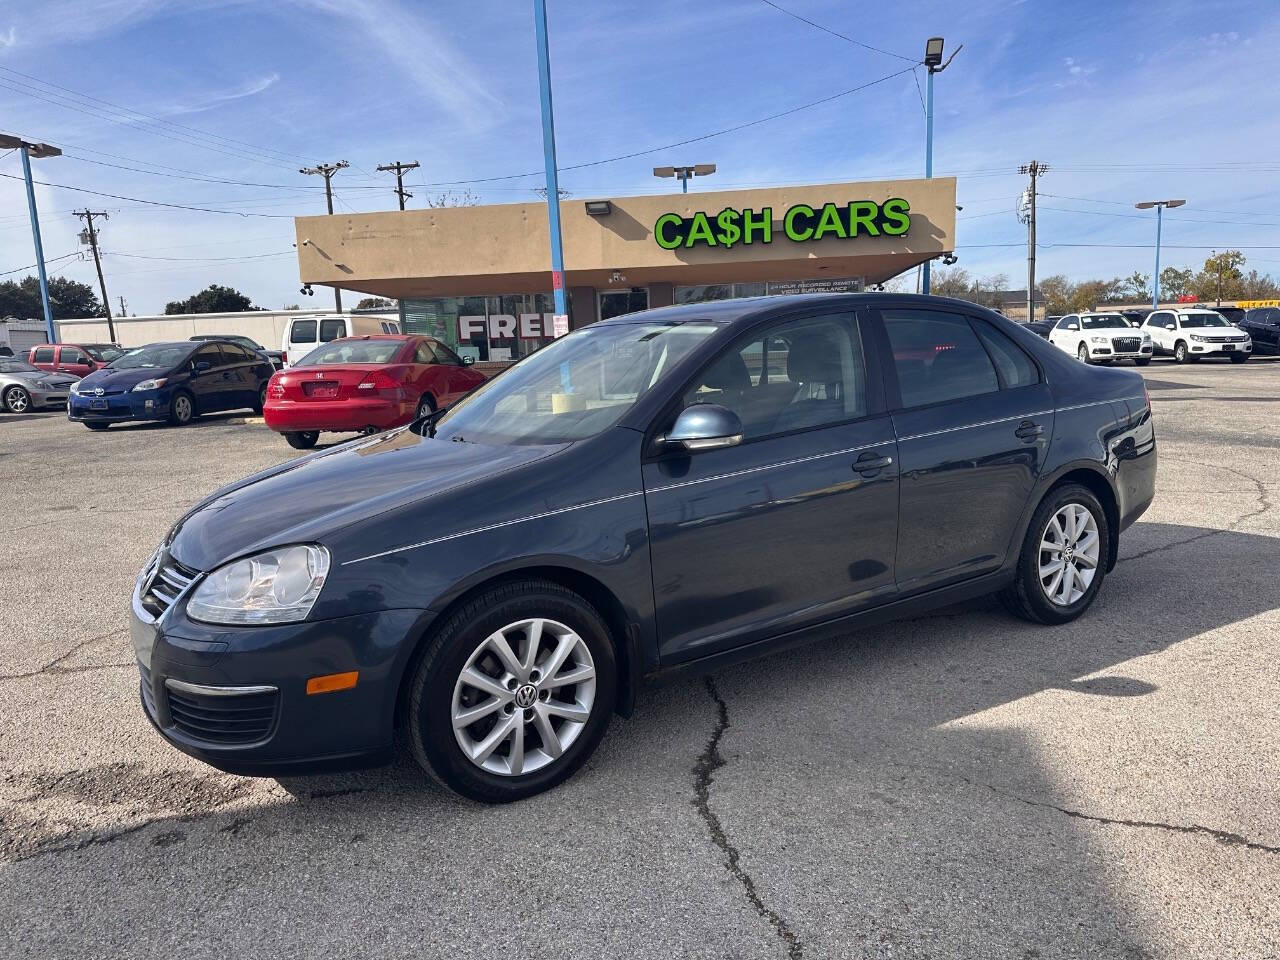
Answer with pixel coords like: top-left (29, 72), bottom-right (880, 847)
top-left (896, 410), bottom-right (1054, 443)
top-left (645, 442), bottom-right (885, 494)
top-left (341, 491), bottom-right (646, 566)
top-left (164, 679), bottom-right (278, 697)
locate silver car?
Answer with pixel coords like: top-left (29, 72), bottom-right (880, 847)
top-left (0, 358), bottom-right (79, 413)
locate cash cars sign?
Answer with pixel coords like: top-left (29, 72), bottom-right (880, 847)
top-left (653, 199), bottom-right (911, 251)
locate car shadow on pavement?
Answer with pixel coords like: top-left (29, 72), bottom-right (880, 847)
top-left (3, 522), bottom-right (1278, 958)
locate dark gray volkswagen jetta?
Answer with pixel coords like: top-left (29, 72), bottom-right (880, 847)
top-left (131, 294), bottom-right (1156, 802)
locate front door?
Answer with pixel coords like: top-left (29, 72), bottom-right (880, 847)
top-left (876, 306), bottom-right (1053, 594)
top-left (599, 287), bottom-right (648, 322)
top-left (644, 308), bottom-right (899, 664)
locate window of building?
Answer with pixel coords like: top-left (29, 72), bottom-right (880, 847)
top-left (599, 287), bottom-right (648, 321)
top-left (401, 293), bottom-right (557, 363)
top-left (883, 309), bottom-right (1000, 408)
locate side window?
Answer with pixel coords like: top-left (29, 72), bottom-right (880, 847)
top-left (429, 340), bottom-right (464, 366)
top-left (319, 319), bottom-right (346, 342)
top-left (974, 321), bottom-right (1039, 389)
top-left (883, 308), bottom-right (1000, 408)
top-left (221, 343), bottom-right (248, 361)
top-left (194, 345), bottom-right (225, 369)
top-left (683, 312), bottom-right (867, 440)
top-left (61, 347), bottom-right (89, 365)
top-left (33, 346), bottom-right (54, 363)
top-left (1055, 315), bottom-right (1076, 330)
top-left (414, 341), bottom-right (435, 365)
top-left (290, 320), bottom-right (317, 343)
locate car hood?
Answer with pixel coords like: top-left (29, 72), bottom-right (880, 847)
top-left (167, 428), bottom-right (562, 571)
top-left (1081, 329), bottom-right (1145, 339)
top-left (81, 366), bottom-right (174, 391)
top-left (5, 368), bottom-right (75, 385)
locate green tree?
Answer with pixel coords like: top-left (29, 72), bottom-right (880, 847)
top-left (927, 267), bottom-right (972, 299)
top-left (164, 284), bottom-right (256, 315)
top-left (1239, 270), bottom-right (1280, 299)
top-left (1192, 250), bottom-right (1246, 302)
top-left (1158, 266), bottom-right (1195, 302)
top-left (1123, 271), bottom-right (1151, 302)
top-left (355, 297), bottom-right (394, 309)
top-left (1038, 275), bottom-right (1074, 315)
top-left (0, 275), bottom-right (103, 320)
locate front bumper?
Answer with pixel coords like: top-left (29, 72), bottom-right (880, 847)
top-left (28, 385), bottom-right (72, 409)
top-left (263, 396), bottom-right (411, 434)
top-left (1087, 342), bottom-right (1153, 360)
top-left (68, 391), bottom-right (170, 423)
top-left (1187, 341), bottom-right (1251, 356)
top-left (131, 569), bottom-right (426, 775)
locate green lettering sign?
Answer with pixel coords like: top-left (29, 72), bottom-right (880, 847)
top-left (654, 199), bottom-right (911, 249)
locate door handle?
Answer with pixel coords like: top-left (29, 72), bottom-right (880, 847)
top-left (1014, 420), bottom-right (1043, 441)
top-left (853, 451), bottom-right (893, 476)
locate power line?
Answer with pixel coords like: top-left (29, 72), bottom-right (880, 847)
top-left (105, 250), bottom-right (295, 262)
top-left (0, 171), bottom-right (297, 217)
top-left (0, 64), bottom-right (313, 168)
top-left (0, 251), bottom-right (80, 277)
top-left (755, 0), bottom-right (917, 62)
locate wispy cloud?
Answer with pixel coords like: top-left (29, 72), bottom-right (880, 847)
top-left (162, 73), bottom-right (279, 116)
top-left (0, 27), bottom-right (16, 48)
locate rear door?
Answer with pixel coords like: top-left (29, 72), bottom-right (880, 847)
top-left (319, 317), bottom-right (347, 346)
top-left (644, 307), bottom-right (900, 664)
top-left (219, 342), bottom-right (258, 408)
top-left (874, 305), bottom-right (1053, 595)
top-left (189, 344), bottom-right (233, 412)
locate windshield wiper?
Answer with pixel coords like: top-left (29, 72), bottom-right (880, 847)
top-left (412, 404), bottom-right (450, 437)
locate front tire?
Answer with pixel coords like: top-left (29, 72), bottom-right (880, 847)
top-left (3, 385), bottom-right (31, 413)
top-left (1230, 352), bottom-right (1248, 364)
top-left (284, 431), bottom-right (319, 449)
top-left (1134, 357), bottom-right (1150, 367)
top-left (253, 383), bottom-right (267, 413)
top-left (168, 390), bottom-right (195, 425)
top-left (1077, 343), bottom-right (1092, 365)
top-left (1174, 340), bottom-right (1191, 363)
top-left (1001, 483), bottom-right (1110, 625)
top-left (405, 579), bottom-right (616, 803)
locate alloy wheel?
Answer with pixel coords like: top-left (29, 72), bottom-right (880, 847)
top-left (1077, 344), bottom-right (1089, 364)
top-left (173, 394), bottom-right (192, 423)
top-left (1038, 503), bottom-right (1100, 606)
top-left (4, 386), bottom-right (30, 413)
top-left (451, 617), bottom-right (596, 777)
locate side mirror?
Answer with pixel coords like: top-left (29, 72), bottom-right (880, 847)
top-left (462, 355), bottom-right (475, 366)
top-left (661, 403), bottom-right (744, 452)
top-left (194, 360), bottom-right (211, 373)
top-left (1067, 323), bottom-right (1079, 331)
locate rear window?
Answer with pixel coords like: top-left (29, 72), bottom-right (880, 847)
top-left (290, 320), bottom-right (317, 343)
top-left (295, 340), bottom-right (404, 365)
top-left (319, 319), bottom-right (346, 342)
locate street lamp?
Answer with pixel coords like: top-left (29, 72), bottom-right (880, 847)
top-left (0, 134), bottom-right (62, 344)
top-left (653, 164), bottom-right (716, 193)
top-left (1135, 199), bottom-right (1186, 309)
top-left (921, 37), bottom-right (960, 295)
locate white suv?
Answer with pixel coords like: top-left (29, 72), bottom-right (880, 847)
top-left (1048, 313), bottom-right (1153, 366)
top-left (1141, 308), bottom-right (1251, 364)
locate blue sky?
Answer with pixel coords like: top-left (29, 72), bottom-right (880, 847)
top-left (2, 0), bottom-right (1278, 314)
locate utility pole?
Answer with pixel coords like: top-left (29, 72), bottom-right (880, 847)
top-left (376, 160), bottom-right (420, 210)
top-left (118, 295), bottom-right (127, 317)
top-left (0, 134), bottom-right (62, 343)
top-left (299, 161), bottom-right (349, 312)
top-left (75, 210), bottom-right (115, 343)
top-left (1018, 161), bottom-right (1047, 322)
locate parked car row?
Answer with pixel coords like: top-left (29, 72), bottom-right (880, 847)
top-left (1029, 307), bottom-right (1259, 365)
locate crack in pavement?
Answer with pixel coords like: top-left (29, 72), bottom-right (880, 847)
top-left (693, 677), bottom-right (803, 960)
top-left (0, 629), bottom-right (130, 681)
top-left (1121, 456), bottom-right (1273, 563)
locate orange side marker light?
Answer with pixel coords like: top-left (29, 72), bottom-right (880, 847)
top-left (306, 671), bottom-right (358, 695)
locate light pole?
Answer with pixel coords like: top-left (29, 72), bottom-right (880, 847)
top-left (921, 37), bottom-right (960, 295)
top-left (653, 164), bottom-right (716, 193)
top-left (1, 135), bottom-right (62, 344)
top-left (1135, 199), bottom-right (1186, 309)
top-left (533, 0), bottom-right (570, 335)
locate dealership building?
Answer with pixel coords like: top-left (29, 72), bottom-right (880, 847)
top-left (294, 177), bottom-right (957, 363)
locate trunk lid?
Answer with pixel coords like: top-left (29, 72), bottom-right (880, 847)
top-left (273, 364), bottom-right (405, 402)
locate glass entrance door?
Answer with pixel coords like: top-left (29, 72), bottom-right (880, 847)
top-left (599, 287), bottom-right (648, 321)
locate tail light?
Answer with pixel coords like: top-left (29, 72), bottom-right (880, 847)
top-left (357, 370), bottom-right (401, 396)
top-left (281, 351), bottom-right (287, 365)
top-left (268, 374), bottom-right (285, 399)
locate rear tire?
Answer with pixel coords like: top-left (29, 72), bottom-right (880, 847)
top-left (405, 579), bottom-right (616, 803)
top-left (1001, 483), bottom-right (1110, 625)
top-left (284, 431), bottom-right (319, 450)
top-left (415, 394), bottom-right (436, 421)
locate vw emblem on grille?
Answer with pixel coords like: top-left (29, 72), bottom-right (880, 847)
top-left (514, 684), bottom-right (537, 709)
top-left (94, 387), bottom-right (104, 396)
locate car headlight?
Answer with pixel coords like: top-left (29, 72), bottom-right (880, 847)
top-left (186, 544), bottom-right (330, 625)
top-left (69, 380), bottom-right (82, 394)
top-left (35, 380), bottom-right (52, 390)
top-left (1141, 333), bottom-right (1151, 341)
top-left (1188, 335), bottom-right (1206, 342)
top-left (133, 378), bottom-right (168, 392)
top-left (1089, 336), bottom-right (1110, 344)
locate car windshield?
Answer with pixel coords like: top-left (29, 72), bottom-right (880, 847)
top-left (1180, 313), bottom-right (1231, 328)
top-left (0, 359), bottom-right (40, 374)
top-left (109, 345), bottom-right (193, 370)
top-left (1080, 314), bottom-right (1129, 329)
top-left (84, 345), bottom-right (124, 362)
top-left (295, 340), bottom-right (405, 365)
top-left (432, 321), bottom-right (720, 445)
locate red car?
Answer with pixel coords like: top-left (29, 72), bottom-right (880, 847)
top-left (29, 342), bottom-right (124, 378)
top-left (263, 335), bottom-right (485, 449)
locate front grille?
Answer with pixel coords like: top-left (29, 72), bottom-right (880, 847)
top-left (164, 684), bottom-right (279, 745)
top-left (140, 555), bottom-right (200, 619)
top-left (1113, 337), bottom-right (1141, 352)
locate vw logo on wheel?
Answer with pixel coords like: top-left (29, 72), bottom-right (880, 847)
top-left (93, 387), bottom-right (104, 396)
top-left (514, 684), bottom-right (537, 709)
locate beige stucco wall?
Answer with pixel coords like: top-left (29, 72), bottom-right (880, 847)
top-left (295, 178), bottom-right (957, 298)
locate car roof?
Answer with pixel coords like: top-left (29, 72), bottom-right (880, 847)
top-left (593, 292), bottom-right (1004, 328)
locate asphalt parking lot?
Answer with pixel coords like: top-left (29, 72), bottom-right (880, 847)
top-left (1, 358), bottom-right (1278, 960)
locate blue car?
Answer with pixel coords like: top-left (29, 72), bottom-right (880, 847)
top-left (69, 340), bottom-right (274, 430)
